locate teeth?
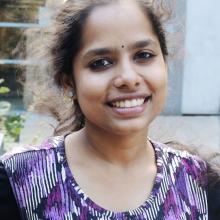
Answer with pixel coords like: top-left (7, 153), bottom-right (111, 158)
top-left (112, 98), bottom-right (145, 108)
top-left (119, 101), bottom-right (125, 108)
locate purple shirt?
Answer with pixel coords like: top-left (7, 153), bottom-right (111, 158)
top-left (0, 136), bottom-right (208, 219)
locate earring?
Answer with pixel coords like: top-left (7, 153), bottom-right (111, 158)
top-left (68, 90), bottom-right (77, 100)
top-left (63, 89), bottom-right (77, 103)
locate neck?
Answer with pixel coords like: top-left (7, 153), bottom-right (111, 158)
top-left (80, 123), bottom-right (154, 167)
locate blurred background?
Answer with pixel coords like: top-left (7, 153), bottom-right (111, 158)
top-left (0, 0), bottom-right (219, 154)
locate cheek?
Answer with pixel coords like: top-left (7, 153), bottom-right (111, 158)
top-left (74, 71), bottom-right (109, 106)
top-left (154, 69), bottom-right (167, 103)
top-left (143, 64), bottom-right (168, 94)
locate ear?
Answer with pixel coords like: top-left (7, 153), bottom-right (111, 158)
top-left (61, 73), bottom-right (75, 91)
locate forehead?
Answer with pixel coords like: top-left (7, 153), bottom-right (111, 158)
top-left (80, 0), bottom-right (158, 50)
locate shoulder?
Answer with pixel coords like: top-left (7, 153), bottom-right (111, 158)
top-left (0, 136), bottom-right (64, 176)
top-left (152, 140), bottom-right (207, 168)
top-left (0, 135), bottom-right (64, 161)
top-left (151, 140), bottom-right (207, 185)
top-left (0, 136), bottom-right (65, 219)
top-left (0, 136), bottom-right (65, 190)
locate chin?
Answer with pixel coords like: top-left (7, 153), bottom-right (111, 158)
top-left (107, 119), bottom-right (151, 136)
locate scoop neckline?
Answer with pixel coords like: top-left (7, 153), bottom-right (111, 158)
top-left (59, 134), bottom-right (165, 216)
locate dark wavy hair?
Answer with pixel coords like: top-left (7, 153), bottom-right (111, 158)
top-left (32, 0), bottom-right (170, 135)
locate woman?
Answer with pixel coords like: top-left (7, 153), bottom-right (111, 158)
top-left (0, 0), bottom-right (208, 219)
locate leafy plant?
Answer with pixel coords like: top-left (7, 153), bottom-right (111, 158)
top-left (0, 78), bottom-right (10, 93)
top-left (4, 115), bottom-right (25, 142)
top-left (0, 78), bottom-right (11, 116)
top-left (0, 78), bottom-right (25, 152)
top-left (0, 86), bottom-right (10, 94)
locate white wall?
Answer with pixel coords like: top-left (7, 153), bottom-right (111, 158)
top-left (182, 0), bottom-right (220, 114)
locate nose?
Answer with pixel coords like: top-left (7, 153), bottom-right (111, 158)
top-left (113, 59), bottom-right (141, 90)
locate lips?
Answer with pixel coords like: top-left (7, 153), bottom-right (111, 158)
top-left (107, 95), bottom-right (152, 108)
top-left (106, 95), bottom-right (152, 118)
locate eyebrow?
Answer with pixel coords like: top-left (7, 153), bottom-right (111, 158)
top-left (130, 39), bottom-right (158, 50)
top-left (83, 39), bottom-right (158, 59)
top-left (83, 48), bottom-right (113, 60)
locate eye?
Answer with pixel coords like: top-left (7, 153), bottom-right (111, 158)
top-left (88, 58), bottom-right (113, 71)
top-left (134, 51), bottom-right (155, 63)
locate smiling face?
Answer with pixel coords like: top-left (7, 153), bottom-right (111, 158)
top-left (73, 0), bottom-right (168, 135)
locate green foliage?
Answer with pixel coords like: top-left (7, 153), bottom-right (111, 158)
top-left (0, 78), bottom-right (25, 152)
top-left (0, 79), bottom-right (11, 116)
top-left (4, 115), bottom-right (25, 142)
top-left (0, 86), bottom-right (10, 94)
top-left (0, 79), bottom-right (9, 94)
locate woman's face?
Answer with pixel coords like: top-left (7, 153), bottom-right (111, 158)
top-left (73, 0), bottom-right (167, 135)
